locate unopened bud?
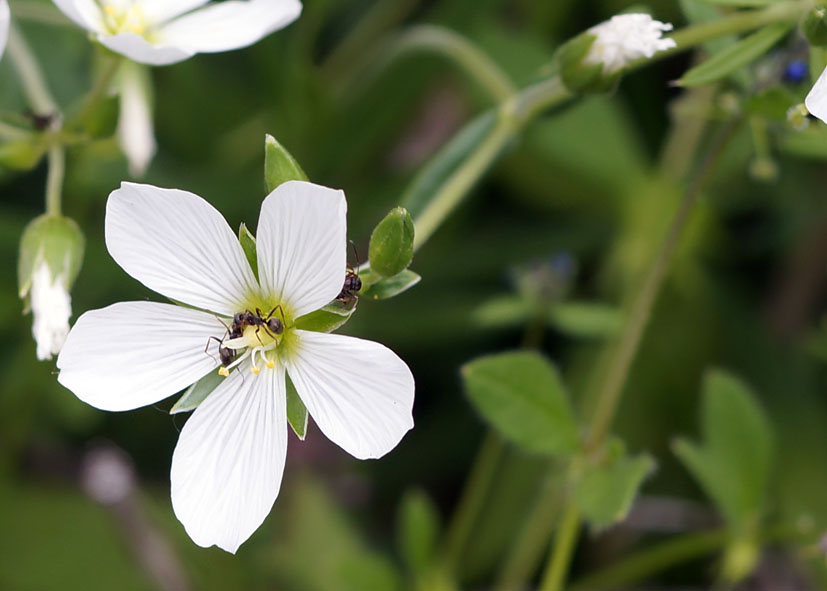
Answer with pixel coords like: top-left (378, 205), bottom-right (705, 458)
top-left (803, 7), bottom-right (827, 48)
top-left (368, 207), bottom-right (415, 278)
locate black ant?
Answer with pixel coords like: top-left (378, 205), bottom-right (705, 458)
top-left (337, 242), bottom-right (362, 303)
top-left (205, 306), bottom-right (286, 370)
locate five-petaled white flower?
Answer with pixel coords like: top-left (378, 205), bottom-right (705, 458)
top-left (52, 0), bottom-right (302, 65)
top-left (585, 13), bottom-right (676, 75)
top-left (56, 180), bottom-right (416, 553)
top-left (0, 0), bottom-right (9, 60)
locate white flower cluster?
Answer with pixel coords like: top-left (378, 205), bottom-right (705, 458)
top-left (585, 13), bottom-right (676, 75)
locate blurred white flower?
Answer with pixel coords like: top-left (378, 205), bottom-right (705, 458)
top-left (29, 260), bottom-right (72, 361)
top-left (585, 13), bottom-right (676, 75)
top-left (0, 0), bottom-right (9, 60)
top-left (117, 61), bottom-right (156, 176)
top-left (57, 180), bottom-right (415, 553)
top-left (806, 68), bottom-right (827, 123)
top-left (52, 0), bottom-right (302, 65)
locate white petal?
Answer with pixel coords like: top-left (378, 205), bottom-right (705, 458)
top-left (0, 0), bottom-right (9, 61)
top-left (139, 0), bottom-right (209, 25)
top-left (99, 32), bottom-right (194, 66)
top-left (56, 301), bottom-right (223, 411)
top-left (256, 181), bottom-right (346, 319)
top-left (171, 365), bottom-right (287, 553)
top-left (30, 261), bottom-right (72, 361)
top-left (286, 330), bottom-right (414, 460)
top-left (159, 0), bottom-right (301, 54)
top-left (117, 62), bottom-right (156, 177)
top-left (51, 0), bottom-right (103, 32)
top-left (105, 182), bottom-right (259, 316)
top-left (806, 67), bottom-right (827, 124)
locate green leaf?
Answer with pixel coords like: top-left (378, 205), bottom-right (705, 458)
top-left (779, 126), bottom-right (827, 160)
top-left (547, 302), bottom-right (623, 338)
top-left (359, 270), bottom-right (421, 300)
top-left (678, 23), bottom-right (792, 87)
top-left (170, 370), bottom-right (223, 414)
top-left (396, 489), bottom-right (441, 573)
top-left (295, 299), bottom-right (358, 333)
top-left (694, 0), bottom-right (780, 5)
top-left (672, 369), bottom-right (774, 530)
top-left (238, 222), bottom-right (258, 280)
top-left (286, 374), bottom-right (308, 439)
top-left (264, 134), bottom-right (308, 193)
top-left (462, 351), bottom-right (579, 455)
top-left (575, 452), bottom-right (656, 530)
top-left (401, 110), bottom-right (498, 218)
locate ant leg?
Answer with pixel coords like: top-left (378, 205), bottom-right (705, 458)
top-left (204, 335), bottom-right (225, 363)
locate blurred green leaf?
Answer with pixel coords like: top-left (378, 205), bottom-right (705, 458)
top-left (396, 488), bottom-right (441, 574)
top-left (462, 351), bottom-right (579, 455)
top-left (238, 222), bottom-right (258, 280)
top-left (678, 24), bottom-right (792, 87)
top-left (694, 0), bottom-right (780, 5)
top-left (0, 137), bottom-right (46, 170)
top-left (286, 374), bottom-right (308, 439)
top-left (170, 370), bottom-right (221, 414)
top-left (574, 452), bottom-right (656, 530)
top-left (672, 369), bottom-right (774, 530)
top-left (548, 302), bottom-right (623, 338)
top-left (360, 269), bottom-right (421, 300)
top-left (264, 134), bottom-right (308, 193)
top-left (779, 126), bottom-right (827, 160)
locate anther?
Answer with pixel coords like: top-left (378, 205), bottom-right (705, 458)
top-left (218, 366), bottom-right (230, 377)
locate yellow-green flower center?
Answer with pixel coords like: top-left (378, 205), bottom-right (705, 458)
top-left (216, 304), bottom-right (297, 377)
top-left (101, 2), bottom-right (148, 37)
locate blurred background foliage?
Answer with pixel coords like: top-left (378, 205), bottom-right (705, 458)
top-left (3, 0), bottom-right (827, 589)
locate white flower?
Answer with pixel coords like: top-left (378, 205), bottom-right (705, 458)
top-left (0, 0), bottom-right (9, 60)
top-left (806, 67), bottom-right (827, 124)
top-left (52, 0), bottom-right (302, 65)
top-left (117, 61), bottom-right (156, 176)
top-left (30, 260), bottom-right (73, 361)
top-left (585, 13), bottom-right (676, 75)
top-left (56, 180), bottom-right (416, 553)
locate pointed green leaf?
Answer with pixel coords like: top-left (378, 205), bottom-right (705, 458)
top-left (360, 270), bottom-right (421, 301)
top-left (462, 351), bottom-right (579, 455)
top-left (678, 23), bottom-right (792, 87)
top-left (575, 452), bottom-right (656, 530)
top-left (286, 374), bottom-right (308, 439)
top-left (396, 489), bottom-right (441, 573)
top-left (672, 369), bottom-right (774, 530)
top-left (238, 223), bottom-right (258, 280)
top-left (170, 370), bottom-right (223, 414)
top-left (264, 134), bottom-right (308, 193)
top-left (547, 302), bottom-right (623, 338)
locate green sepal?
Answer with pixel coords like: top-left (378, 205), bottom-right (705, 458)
top-left (574, 447), bottom-right (656, 530)
top-left (238, 222), bottom-right (259, 280)
top-left (295, 298), bottom-right (358, 333)
top-left (462, 351), bottom-right (579, 456)
top-left (677, 23), bottom-right (793, 87)
top-left (286, 373), bottom-right (308, 439)
top-left (368, 207), bottom-right (415, 277)
top-left (18, 214), bottom-right (85, 303)
top-left (554, 32), bottom-right (619, 94)
top-left (359, 269), bottom-right (421, 301)
top-left (170, 370), bottom-right (224, 414)
top-left (264, 134), bottom-right (308, 193)
top-left (0, 136), bottom-right (47, 170)
top-left (803, 6), bottom-right (827, 47)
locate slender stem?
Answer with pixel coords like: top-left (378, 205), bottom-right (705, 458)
top-left (584, 120), bottom-right (740, 451)
top-left (6, 25), bottom-right (57, 115)
top-left (45, 144), bottom-right (65, 216)
top-left (538, 502), bottom-right (581, 591)
top-left (440, 432), bottom-right (505, 577)
top-left (68, 55), bottom-right (122, 129)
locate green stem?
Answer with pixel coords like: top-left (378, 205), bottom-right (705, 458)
top-left (440, 432), bottom-right (505, 578)
top-left (45, 144), bottom-right (65, 216)
top-left (6, 25), bottom-right (57, 115)
top-left (68, 55), bottom-right (122, 129)
top-left (538, 502), bottom-right (581, 591)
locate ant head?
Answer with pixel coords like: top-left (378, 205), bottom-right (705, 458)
top-left (267, 317), bottom-right (284, 335)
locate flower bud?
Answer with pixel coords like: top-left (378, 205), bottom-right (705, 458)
top-left (555, 14), bottom-right (676, 94)
top-left (803, 6), bottom-right (827, 48)
top-left (264, 134), bottom-right (308, 193)
top-left (18, 214), bottom-right (85, 360)
top-left (368, 207), bottom-right (415, 278)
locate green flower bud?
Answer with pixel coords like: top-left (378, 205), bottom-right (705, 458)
top-left (555, 32), bottom-right (617, 94)
top-left (18, 214), bottom-right (85, 360)
top-left (368, 207), bottom-right (415, 278)
top-left (264, 134), bottom-right (308, 193)
top-left (803, 6), bottom-right (827, 48)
